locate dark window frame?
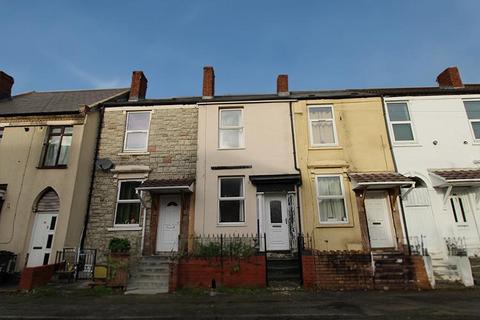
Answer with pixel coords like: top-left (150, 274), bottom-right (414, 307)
top-left (39, 126), bottom-right (73, 169)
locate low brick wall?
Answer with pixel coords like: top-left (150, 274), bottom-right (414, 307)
top-left (302, 251), bottom-right (431, 291)
top-left (302, 251), bottom-right (373, 290)
top-left (171, 255), bottom-right (266, 290)
top-left (18, 262), bottom-right (64, 291)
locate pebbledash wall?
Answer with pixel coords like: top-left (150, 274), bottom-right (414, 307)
top-left (84, 104), bottom-right (198, 263)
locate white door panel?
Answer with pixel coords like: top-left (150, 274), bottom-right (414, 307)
top-left (156, 195), bottom-right (181, 252)
top-left (265, 194), bottom-right (289, 251)
top-left (28, 213), bottom-right (57, 267)
top-left (365, 191), bottom-right (395, 248)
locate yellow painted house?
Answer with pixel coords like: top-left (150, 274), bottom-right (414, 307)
top-left (293, 96), bottom-right (414, 252)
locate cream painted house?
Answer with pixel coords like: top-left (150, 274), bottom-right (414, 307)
top-left (195, 68), bottom-right (301, 251)
top-left (292, 94), bottom-right (413, 252)
top-left (0, 70), bottom-right (128, 270)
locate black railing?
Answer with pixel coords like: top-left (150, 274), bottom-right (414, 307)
top-left (55, 248), bottom-right (97, 280)
top-left (178, 234), bottom-right (260, 258)
top-left (445, 237), bottom-right (467, 256)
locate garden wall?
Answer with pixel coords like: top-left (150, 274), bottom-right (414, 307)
top-left (19, 262), bottom-right (64, 290)
top-left (170, 255), bottom-right (266, 290)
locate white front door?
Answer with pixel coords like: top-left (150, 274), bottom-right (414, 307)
top-left (365, 191), bottom-right (395, 248)
top-left (265, 194), bottom-right (290, 251)
top-left (156, 194), bottom-right (181, 252)
top-left (28, 212), bottom-right (58, 267)
top-left (449, 194), bottom-right (480, 253)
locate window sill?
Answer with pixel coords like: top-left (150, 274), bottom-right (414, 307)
top-left (37, 165), bottom-right (68, 170)
top-left (118, 152), bottom-right (150, 156)
top-left (392, 143), bottom-right (422, 148)
top-left (316, 222), bottom-right (353, 228)
top-left (309, 146), bottom-right (342, 150)
top-left (216, 223), bottom-right (247, 227)
top-left (107, 226), bottom-right (142, 231)
top-left (217, 147), bottom-right (246, 151)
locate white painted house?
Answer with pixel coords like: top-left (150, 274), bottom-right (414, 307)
top-left (383, 67), bottom-right (480, 285)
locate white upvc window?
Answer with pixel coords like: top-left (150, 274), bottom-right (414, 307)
top-left (464, 100), bottom-right (480, 141)
top-left (315, 175), bottom-right (348, 224)
top-left (123, 111), bottom-right (151, 152)
top-left (218, 177), bottom-right (245, 223)
top-left (386, 102), bottom-right (416, 143)
top-left (219, 108), bottom-right (244, 149)
top-left (114, 180), bottom-right (142, 226)
top-left (308, 105), bottom-right (338, 146)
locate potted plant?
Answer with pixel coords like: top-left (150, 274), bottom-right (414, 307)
top-left (107, 238), bottom-right (131, 289)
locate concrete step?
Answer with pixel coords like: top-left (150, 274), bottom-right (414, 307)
top-left (125, 288), bottom-right (168, 295)
top-left (131, 273), bottom-right (169, 280)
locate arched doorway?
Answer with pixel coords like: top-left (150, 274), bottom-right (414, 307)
top-left (27, 188), bottom-right (60, 267)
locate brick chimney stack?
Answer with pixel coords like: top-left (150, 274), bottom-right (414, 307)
top-left (277, 74), bottom-right (289, 96)
top-left (202, 66), bottom-right (215, 98)
top-left (129, 71), bottom-right (148, 101)
top-left (436, 66), bottom-right (464, 88)
top-left (0, 71), bottom-right (14, 100)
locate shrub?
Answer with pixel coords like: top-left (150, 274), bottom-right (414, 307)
top-left (108, 238), bottom-right (131, 253)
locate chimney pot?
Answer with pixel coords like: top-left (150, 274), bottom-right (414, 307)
top-left (0, 71), bottom-right (14, 100)
top-left (277, 74), bottom-right (289, 96)
top-left (129, 71), bottom-right (148, 101)
top-left (202, 66), bottom-right (215, 98)
top-left (436, 66), bottom-right (463, 88)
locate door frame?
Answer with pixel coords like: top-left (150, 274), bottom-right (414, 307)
top-left (365, 190), bottom-right (397, 249)
top-left (27, 212), bottom-right (58, 267)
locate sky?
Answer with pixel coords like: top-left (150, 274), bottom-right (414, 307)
top-left (1, 0), bottom-right (479, 98)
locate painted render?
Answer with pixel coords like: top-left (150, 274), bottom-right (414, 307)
top-left (0, 112), bottom-right (100, 270)
top-left (194, 100), bottom-right (298, 236)
top-left (293, 97), bottom-right (399, 251)
top-left (384, 94), bottom-right (480, 257)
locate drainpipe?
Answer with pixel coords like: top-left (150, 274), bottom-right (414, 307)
top-left (79, 107), bottom-right (105, 250)
top-left (289, 101), bottom-right (302, 234)
top-left (380, 96), bottom-right (411, 255)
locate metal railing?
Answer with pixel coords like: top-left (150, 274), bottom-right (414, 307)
top-left (445, 237), bottom-right (467, 256)
top-left (178, 234), bottom-right (260, 258)
top-left (55, 248), bottom-right (97, 280)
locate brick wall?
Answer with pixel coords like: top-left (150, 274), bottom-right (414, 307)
top-left (85, 106), bottom-right (198, 263)
top-left (172, 255), bottom-right (266, 290)
top-left (18, 262), bottom-right (64, 290)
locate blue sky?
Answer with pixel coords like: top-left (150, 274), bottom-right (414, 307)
top-left (2, 1), bottom-right (479, 97)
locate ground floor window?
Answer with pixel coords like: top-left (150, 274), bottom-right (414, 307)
top-left (315, 175), bottom-right (348, 223)
top-left (115, 180), bottom-right (142, 225)
top-left (218, 177), bottom-right (245, 223)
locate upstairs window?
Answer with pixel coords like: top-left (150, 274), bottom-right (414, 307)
top-left (464, 101), bottom-right (480, 140)
top-left (218, 177), bottom-right (245, 223)
top-left (115, 180), bottom-right (142, 225)
top-left (316, 175), bottom-right (348, 224)
top-left (41, 126), bottom-right (73, 167)
top-left (308, 105), bottom-right (337, 146)
top-left (124, 111), bottom-right (151, 152)
top-left (386, 102), bottom-right (415, 142)
top-left (219, 109), bottom-right (244, 149)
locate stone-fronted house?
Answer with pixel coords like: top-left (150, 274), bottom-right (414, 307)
top-left (0, 70), bottom-right (128, 270)
top-left (84, 71), bottom-right (198, 263)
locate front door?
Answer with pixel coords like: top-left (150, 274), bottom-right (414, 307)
top-left (27, 212), bottom-right (58, 267)
top-left (449, 193), bottom-right (480, 254)
top-left (265, 194), bottom-right (290, 251)
top-left (365, 191), bottom-right (395, 248)
top-left (156, 194), bottom-right (181, 252)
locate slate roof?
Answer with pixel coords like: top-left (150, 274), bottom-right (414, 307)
top-left (430, 169), bottom-right (480, 181)
top-left (0, 88), bottom-right (129, 116)
top-left (349, 172), bottom-right (413, 183)
top-left (139, 179), bottom-right (195, 188)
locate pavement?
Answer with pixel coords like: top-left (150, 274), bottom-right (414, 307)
top-left (0, 287), bottom-right (479, 319)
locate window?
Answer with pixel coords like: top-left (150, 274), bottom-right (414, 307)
top-left (308, 105), bottom-right (337, 146)
top-left (41, 126), bottom-right (73, 167)
top-left (464, 101), bottom-right (480, 140)
top-left (124, 111), bottom-right (151, 151)
top-left (219, 109), bottom-right (244, 149)
top-left (115, 181), bottom-right (142, 225)
top-left (218, 177), bottom-right (245, 223)
top-left (316, 175), bottom-right (348, 223)
top-left (386, 102), bottom-right (415, 142)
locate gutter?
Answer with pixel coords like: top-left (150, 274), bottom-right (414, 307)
top-left (289, 101), bottom-right (302, 235)
top-left (380, 96), bottom-right (411, 255)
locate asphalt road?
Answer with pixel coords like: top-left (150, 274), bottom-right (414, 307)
top-left (0, 288), bottom-right (479, 319)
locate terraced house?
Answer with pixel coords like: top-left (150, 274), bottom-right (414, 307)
top-left (0, 70), bottom-right (128, 270)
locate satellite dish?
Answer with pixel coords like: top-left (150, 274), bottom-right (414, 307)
top-left (96, 158), bottom-right (114, 171)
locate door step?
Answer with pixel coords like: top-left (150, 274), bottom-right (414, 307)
top-left (125, 256), bottom-right (171, 295)
top-left (266, 252), bottom-right (301, 287)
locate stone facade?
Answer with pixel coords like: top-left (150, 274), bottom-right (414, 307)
top-left (85, 105), bottom-right (198, 263)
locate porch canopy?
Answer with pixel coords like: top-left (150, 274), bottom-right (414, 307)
top-left (249, 174), bottom-right (301, 192)
top-left (429, 169), bottom-right (480, 187)
top-left (0, 184), bottom-right (7, 200)
top-left (136, 178), bottom-right (195, 193)
top-left (349, 172), bottom-right (414, 190)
